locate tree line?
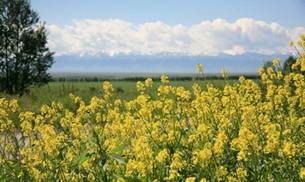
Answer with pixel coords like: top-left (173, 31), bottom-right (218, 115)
top-left (264, 55), bottom-right (305, 75)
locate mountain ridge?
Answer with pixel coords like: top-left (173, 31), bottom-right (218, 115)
top-left (51, 53), bottom-right (290, 74)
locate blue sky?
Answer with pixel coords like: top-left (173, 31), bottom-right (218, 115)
top-left (31, 0), bottom-right (305, 56)
top-left (29, 0), bottom-right (305, 73)
top-left (32, 0), bottom-right (305, 27)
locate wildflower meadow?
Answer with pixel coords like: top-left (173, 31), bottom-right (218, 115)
top-left (0, 36), bottom-right (305, 181)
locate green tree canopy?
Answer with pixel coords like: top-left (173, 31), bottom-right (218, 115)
top-left (283, 55), bottom-right (297, 74)
top-left (0, 0), bottom-right (54, 95)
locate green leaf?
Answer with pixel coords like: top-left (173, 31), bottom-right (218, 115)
top-left (110, 154), bottom-right (126, 165)
top-left (71, 151), bottom-right (90, 170)
top-left (111, 143), bottom-right (126, 154)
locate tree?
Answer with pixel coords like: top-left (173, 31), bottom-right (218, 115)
top-left (283, 56), bottom-right (297, 74)
top-left (263, 56), bottom-right (301, 75)
top-left (262, 60), bottom-right (280, 72)
top-left (263, 61), bottom-right (273, 70)
top-left (0, 0), bottom-right (54, 95)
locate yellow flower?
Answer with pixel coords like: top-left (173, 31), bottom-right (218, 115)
top-left (9, 99), bottom-right (18, 112)
top-left (213, 131), bottom-right (227, 156)
top-left (96, 112), bottom-right (102, 123)
top-left (116, 178), bottom-right (127, 182)
top-left (301, 59), bottom-right (305, 71)
top-left (282, 141), bottom-right (297, 158)
top-left (272, 58), bottom-right (280, 66)
top-left (288, 41), bottom-right (294, 47)
top-left (264, 124), bottom-right (280, 154)
top-left (221, 68), bottom-right (228, 78)
top-left (103, 81), bottom-right (114, 94)
top-left (87, 172), bottom-right (95, 181)
top-left (157, 85), bottom-right (171, 96)
top-left (193, 145), bottom-right (212, 166)
top-left (156, 149), bottom-right (169, 163)
top-left (167, 169), bottom-right (180, 180)
top-left (2, 36), bottom-right (305, 181)
top-left (300, 167), bottom-right (305, 179)
top-left (239, 76), bottom-right (246, 83)
top-left (196, 63), bottom-right (203, 73)
top-left (236, 167), bottom-right (247, 179)
top-left (199, 178), bottom-right (208, 182)
top-left (136, 81), bottom-right (145, 93)
top-left (170, 153), bottom-right (185, 169)
top-left (216, 166), bottom-right (228, 180)
top-left (145, 78), bottom-right (153, 87)
top-left (160, 74), bottom-right (169, 84)
top-left (82, 159), bottom-right (91, 170)
top-left (126, 160), bottom-right (138, 176)
top-left (185, 177), bottom-right (196, 182)
top-left (227, 176), bottom-right (238, 182)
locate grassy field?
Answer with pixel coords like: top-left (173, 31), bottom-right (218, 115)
top-left (0, 79), bottom-right (237, 112)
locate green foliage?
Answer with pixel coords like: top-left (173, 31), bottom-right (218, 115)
top-left (263, 61), bottom-right (274, 70)
top-left (0, 0), bottom-right (54, 95)
top-left (263, 56), bottom-right (304, 75)
top-left (0, 80), bottom-right (235, 112)
top-left (283, 56), bottom-right (296, 74)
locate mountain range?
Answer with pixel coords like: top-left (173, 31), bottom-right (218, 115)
top-left (51, 53), bottom-right (290, 75)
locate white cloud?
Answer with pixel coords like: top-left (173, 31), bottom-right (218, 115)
top-left (46, 18), bottom-right (305, 56)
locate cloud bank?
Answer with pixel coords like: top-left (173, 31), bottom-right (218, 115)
top-left (47, 18), bottom-right (305, 56)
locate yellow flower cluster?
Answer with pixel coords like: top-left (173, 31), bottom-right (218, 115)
top-left (0, 36), bottom-right (305, 181)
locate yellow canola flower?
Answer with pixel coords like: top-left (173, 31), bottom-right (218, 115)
top-left (288, 41), bottom-right (294, 47)
top-left (221, 68), bottom-right (228, 78)
top-left (136, 81), bottom-right (145, 93)
top-left (185, 177), bottom-right (196, 182)
top-left (196, 63), bottom-right (203, 73)
top-left (301, 59), bottom-right (305, 71)
top-left (213, 131), bottom-right (227, 157)
top-left (282, 141), bottom-right (297, 158)
top-left (156, 149), bottom-right (169, 163)
top-left (236, 167), bottom-right (247, 179)
top-left (216, 166), bottom-right (228, 181)
top-left (272, 58), bottom-right (280, 66)
top-left (160, 74), bottom-right (169, 84)
top-left (1, 36), bottom-right (305, 181)
top-left (193, 145), bottom-right (212, 167)
top-left (300, 167), bottom-right (305, 179)
top-left (170, 152), bottom-right (185, 170)
top-left (145, 78), bottom-right (153, 87)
